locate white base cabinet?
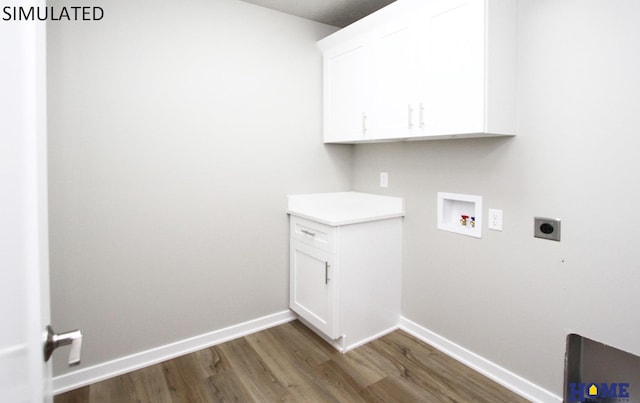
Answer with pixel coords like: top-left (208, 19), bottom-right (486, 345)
top-left (289, 215), bottom-right (402, 352)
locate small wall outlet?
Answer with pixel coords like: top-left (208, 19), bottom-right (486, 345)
top-left (488, 209), bottom-right (503, 231)
top-left (379, 172), bottom-right (388, 188)
top-left (534, 217), bottom-right (561, 241)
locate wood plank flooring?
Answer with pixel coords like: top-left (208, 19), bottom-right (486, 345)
top-left (55, 320), bottom-right (530, 402)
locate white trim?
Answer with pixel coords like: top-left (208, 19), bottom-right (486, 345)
top-left (296, 315), bottom-right (400, 353)
top-left (342, 325), bottom-right (399, 352)
top-left (53, 310), bottom-right (296, 395)
top-left (54, 311), bottom-right (561, 402)
top-left (399, 316), bottom-right (561, 403)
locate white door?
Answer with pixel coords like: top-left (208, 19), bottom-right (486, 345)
top-left (417, 0), bottom-right (485, 135)
top-left (324, 43), bottom-right (369, 142)
top-left (368, 16), bottom-right (414, 140)
top-left (0, 3), bottom-right (53, 402)
top-left (290, 241), bottom-right (337, 339)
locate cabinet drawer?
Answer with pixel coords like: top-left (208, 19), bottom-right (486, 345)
top-left (290, 217), bottom-right (336, 253)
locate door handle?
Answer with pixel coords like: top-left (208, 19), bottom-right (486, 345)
top-left (362, 112), bottom-right (368, 135)
top-left (44, 325), bottom-right (83, 366)
top-left (325, 262), bottom-right (330, 284)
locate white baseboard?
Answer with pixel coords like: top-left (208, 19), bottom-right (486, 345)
top-left (342, 325), bottom-right (399, 353)
top-left (54, 311), bottom-right (561, 402)
top-left (296, 315), bottom-right (399, 354)
top-left (53, 310), bottom-right (296, 395)
top-left (399, 316), bottom-right (561, 403)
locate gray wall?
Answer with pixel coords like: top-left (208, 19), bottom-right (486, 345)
top-left (48, 0), bottom-right (640, 397)
top-left (351, 0), bottom-right (640, 396)
top-left (47, 0), bottom-right (347, 375)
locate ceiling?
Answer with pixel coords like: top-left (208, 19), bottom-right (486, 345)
top-left (238, 0), bottom-right (396, 28)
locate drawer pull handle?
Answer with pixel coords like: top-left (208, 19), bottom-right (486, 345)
top-left (301, 229), bottom-right (316, 237)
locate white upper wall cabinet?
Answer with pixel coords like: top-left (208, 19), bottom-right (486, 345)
top-left (318, 0), bottom-right (517, 144)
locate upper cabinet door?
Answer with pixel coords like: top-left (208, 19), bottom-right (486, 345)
top-left (323, 17), bottom-right (415, 143)
top-left (417, 0), bottom-right (485, 136)
top-left (323, 42), bottom-right (370, 143)
top-left (367, 16), bottom-right (415, 140)
top-left (416, 0), bottom-right (517, 138)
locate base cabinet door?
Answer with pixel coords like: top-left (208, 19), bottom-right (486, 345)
top-left (289, 240), bottom-right (337, 339)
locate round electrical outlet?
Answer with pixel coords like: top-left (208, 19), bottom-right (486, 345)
top-left (540, 223), bottom-right (554, 234)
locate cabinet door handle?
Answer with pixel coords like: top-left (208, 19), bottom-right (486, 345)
top-left (362, 112), bottom-right (367, 135)
top-left (408, 104), bottom-right (414, 129)
top-left (419, 102), bottom-right (425, 128)
top-left (301, 229), bottom-right (315, 237)
top-left (325, 262), bottom-right (329, 284)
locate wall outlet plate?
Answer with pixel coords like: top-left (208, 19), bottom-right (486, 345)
top-left (488, 208), bottom-right (503, 231)
top-left (534, 217), bottom-right (561, 241)
top-left (379, 172), bottom-right (388, 188)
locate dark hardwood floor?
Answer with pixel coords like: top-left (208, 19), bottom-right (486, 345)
top-left (55, 320), bottom-right (530, 402)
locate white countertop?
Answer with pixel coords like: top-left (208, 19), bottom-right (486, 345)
top-left (287, 191), bottom-right (405, 226)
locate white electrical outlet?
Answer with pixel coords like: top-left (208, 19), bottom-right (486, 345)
top-left (488, 209), bottom-right (503, 231)
top-left (379, 172), bottom-right (389, 188)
